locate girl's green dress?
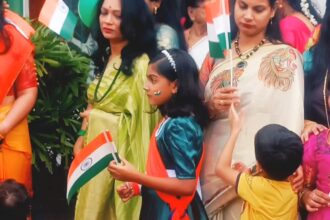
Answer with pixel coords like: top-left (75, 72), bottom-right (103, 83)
top-left (139, 117), bottom-right (208, 220)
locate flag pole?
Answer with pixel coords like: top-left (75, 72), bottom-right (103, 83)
top-left (229, 48), bottom-right (234, 87)
top-left (103, 131), bottom-right (119, 164)
top-left (220, 0), bottom-right (233, 87)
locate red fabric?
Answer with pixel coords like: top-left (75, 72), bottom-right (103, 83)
top-left (131, 182), bottom-right (141, 196)
top-left (0, 10), bottom-right (35, 102)
top-left (146, 121), bottom-right (205, 220)
top-left (7, 55), bottom-right (37, 96)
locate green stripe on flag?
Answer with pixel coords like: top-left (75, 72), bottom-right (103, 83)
top-left (218, 32), bottom-right (232, 51)
top-left (60, 11), bottom-right (78, 40)
top-left (67, 153), bottom-right (117, 202)
top-left (8, 0), bottom-right (23, 16)
top-left (209, 41), bottom-right (224, 58)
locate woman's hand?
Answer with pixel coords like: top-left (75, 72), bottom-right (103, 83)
top-left (73, 136), bottom-right (84, 157)
top-left (80, 107), bottom-right (93, 130)
top-left (0, 122), bottom-right (10, 138)
top-left (301, 120), bottom-right (326, 142)
top-left (108, 158), bottom-right (138, 182)
top-left (208, 87), bottom-right (240, 117)
top-left (289, 165), bottom-right (304, 193)
top-left (301, 189), bottom-right (330, 212)
top-left (117, 182), bottom-right (136, 203)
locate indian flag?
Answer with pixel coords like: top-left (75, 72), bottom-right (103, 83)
top-left (205, 0), bottom-right (231, 58)
top-left (38, 0), bottom-right (78, 40)
top-left (66, 131), bottom-right (120, 202)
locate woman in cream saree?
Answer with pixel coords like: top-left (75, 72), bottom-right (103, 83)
top-left (201, 42), bottom-right (304, 219)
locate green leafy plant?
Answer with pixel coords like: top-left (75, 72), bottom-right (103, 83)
top-left (29, 23), bottom-right (91, 173)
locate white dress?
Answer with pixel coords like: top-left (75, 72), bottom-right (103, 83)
top-left (189, 36), bottom-right (209, 70)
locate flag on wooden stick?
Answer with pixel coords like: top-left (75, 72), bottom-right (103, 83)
top-left (38, 0), bottom-right (78, 40)
top-left (205, 0), bottom-right (231, 58)
top-left (66, 131), bottom-right (120, 202)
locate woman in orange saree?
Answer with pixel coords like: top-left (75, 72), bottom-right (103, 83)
top-left (0, 3), bottom-right (37, 196)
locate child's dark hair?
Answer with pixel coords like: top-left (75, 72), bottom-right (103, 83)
top-left (254, 124), bottom-right (303, 181)
top-left (0, 179), bottom-right (30, 220)
top-left (149, 49), bottom-right (209, 127)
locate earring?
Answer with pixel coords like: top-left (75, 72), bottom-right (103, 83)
top-left (154, 7), bottom-right (158, 15)
top-left (154, 91), bottom-right (161, 96)
top-left (270, 18), bottom-right (273, 26)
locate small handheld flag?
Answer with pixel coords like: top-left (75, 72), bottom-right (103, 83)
top-left (66, 131), bottom-right (120, 202)
top-left (205, 0), bottom-right (231, 59)
top-left (38, 0), bottom-right (78, 40)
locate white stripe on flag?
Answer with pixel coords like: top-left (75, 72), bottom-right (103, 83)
top-left (49, 0), bottom-right (69, 34)
top-left (67, 142), bottom-right (115, 195)
top-left (213, 14), bottom-right (231, 35)
top-left (207, 23), bottom-right (218, 42)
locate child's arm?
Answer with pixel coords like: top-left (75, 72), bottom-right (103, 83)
top-left (108, 159), bottom-right (196, 196)
top-left (215, 104), bottom-right (244, 186)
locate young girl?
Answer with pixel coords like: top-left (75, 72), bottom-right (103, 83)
top-left (108, 49), bottom-right (209, 220)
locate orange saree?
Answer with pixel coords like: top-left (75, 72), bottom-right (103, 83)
top-left (0, 10), bottom-right (36, 196)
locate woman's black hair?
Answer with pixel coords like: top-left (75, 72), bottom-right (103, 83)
top-left (230, 0), bottom-right (282, 43)
top-left (151, 0), bottom-right (187, 51)
top-left (0, 0), bottom-right (11, 54)
top-left (287, 0), bottom-right (322, 24)
top-left (307, 0), bottom-right (330, 88)
top-left (150, 49), bottom-right (209, 127)
top-left (92, 0), bottom-right (158, 76)
top-left (183, 0), bottom-right (204, 29)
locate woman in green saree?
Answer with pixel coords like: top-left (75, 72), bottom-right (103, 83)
top-left (73, 0), bottom-right (159, 219)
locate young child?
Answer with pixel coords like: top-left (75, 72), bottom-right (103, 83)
top-left (215, 105), bottom-right (303, 220)
top-left (0, 179), bottom-right (30, 220)
top-left (108, 49), bottom-right (209, 220)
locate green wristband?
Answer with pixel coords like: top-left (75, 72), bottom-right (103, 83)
top-left (78, 129), bottom-right (86, 136)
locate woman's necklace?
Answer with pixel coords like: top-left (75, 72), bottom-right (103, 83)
top-left (93, 65), bottom-right (121, 103)
top-left (323, 69), bottom-right (329, 128)
top-left (234, 36), bottom-right (266, 69)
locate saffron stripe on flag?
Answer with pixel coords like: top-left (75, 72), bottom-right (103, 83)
top-left (38, 0), bottom-right (58, 26)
